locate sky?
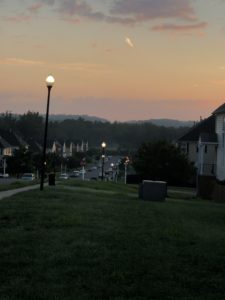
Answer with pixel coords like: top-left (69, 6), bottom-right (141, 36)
top-left (1, 0), bottom-right (225, 122)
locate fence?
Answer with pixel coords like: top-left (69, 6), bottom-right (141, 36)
top-left (197, 175), bottom-right (225, 202)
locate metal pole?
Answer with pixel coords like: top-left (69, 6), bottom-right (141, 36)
top-left (40, 86), bottom-right (52, 191)
top-left (101, 143), bottom-right (106, 181)
top-left (82, 165), bottom-right (85, 181)
top-left (101, 155), bottom-right (105, 181)
top-left (3, 158), bottom-right (6, 176)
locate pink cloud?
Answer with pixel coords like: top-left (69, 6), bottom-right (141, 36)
top-left (110, 0), bottom-right (197, 22)
top-left (56, 0), bottom-right (200, 26)
top-left (27, 3), bottom-right (43, 14)
top-left (152, 22), bottom-right (208, 32)
top-left (60, 16), bottom-right (80, 24)
top-left (3, 14), bottom-right (32, 23)
top-left (1, 0), bottom-right (206, 28)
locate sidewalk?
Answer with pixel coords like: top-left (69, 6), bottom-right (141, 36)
top-left (0, 184), bottom-right (41, 200)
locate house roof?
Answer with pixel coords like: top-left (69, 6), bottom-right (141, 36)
top-left (0, 129), bottom-right (23, 147)
top-left (178, 115), bottom-right (215, 142)
top-left (26, 137), bottom-right (42, 152)
top-left (199, 132), bottom-right (218, 143)
top-left (213, 103), bottom-right (225, 115)
top-left (0, 136), bottom-right (10, 148)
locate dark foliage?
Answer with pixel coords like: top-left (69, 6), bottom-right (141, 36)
top-left (6, 147), bottom-right (34, 176)
top-left (0, 111), bottom-right (190, 151)
top-left (133, 141), bottom-right (195, 186)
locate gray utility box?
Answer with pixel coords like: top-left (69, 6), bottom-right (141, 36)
top-left (139, 180), bottom-right (167, 201)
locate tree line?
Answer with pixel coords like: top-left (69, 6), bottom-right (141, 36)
top-left (0, 112), bottom-right (195, 185)
top-left (0, 111), bottom-right (190, 151)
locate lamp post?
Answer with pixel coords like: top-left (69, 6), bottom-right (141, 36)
top-left (110, 163), bottom-right (114, 181)
top-left (40, 75), bottom-right (55, 191)
top-left (124, 156), bottom-right (130, 184)
top-left (101, 142), bottom-right (106, 181)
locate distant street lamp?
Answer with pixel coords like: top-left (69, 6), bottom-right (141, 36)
top-left (110, 163), bottom-right (114, 181)
top-left (124, 156), bottom-right (130, 184)
top-left (40, 75), bottom-right (55, 191)
top-left (101, 142), bottom-right (106, 181)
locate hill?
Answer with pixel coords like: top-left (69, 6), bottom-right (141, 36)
top-left (47, 114), bottom-right (195, 128)
top-left (48, 114), bottom-right (108, 123)
top-left (128, 118), bottom-right (194, 128)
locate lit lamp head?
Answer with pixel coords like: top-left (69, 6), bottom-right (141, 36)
top-left (46, 75), bottom-right (55, 88)
top-left (101, 142), bottom-right (106, 148)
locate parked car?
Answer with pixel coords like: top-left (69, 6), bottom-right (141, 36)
top-left (21, 173), bottom-right (35, 181)
top-left (0, 173), bottom-right (9, 178)
top-left (69, 171), bottom-right (80, 178)
top-left (59, 173), bottom-right (69, 180)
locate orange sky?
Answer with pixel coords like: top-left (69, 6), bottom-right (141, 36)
top-left (1, 0), bottom-right (225, 121)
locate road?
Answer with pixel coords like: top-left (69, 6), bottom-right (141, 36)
top-left (78, 155), bottom-right (122, 181)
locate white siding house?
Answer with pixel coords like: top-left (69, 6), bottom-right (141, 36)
top-left (213, 104), bottom-right (225, 181)
top-left (178, 103), bottom-right (225, 182)
top-left (177, 115), bottom-right (217, 177)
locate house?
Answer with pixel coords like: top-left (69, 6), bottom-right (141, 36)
top-left (177, 115), bottom-right (217, 176)
top-left (213, 103), bottom-right (225, 181)
top-left (0, 129), bottom-right (27, 157)
top-left (177, 103), bottom-right (225, 200)
top-left (51, 140), bottom-right (89, 158)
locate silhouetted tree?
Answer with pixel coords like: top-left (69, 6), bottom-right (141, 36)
top-left (133, 141), bottom-right (195, 186)
top-left (0, 111), bottom-right (17, 131)
top-left (7, 147), bottom-right (33, 177)
top-left (17, 111), bottom-right (44, 142)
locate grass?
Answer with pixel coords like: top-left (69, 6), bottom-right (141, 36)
top-left (0, 181), bottom-right (225, 299)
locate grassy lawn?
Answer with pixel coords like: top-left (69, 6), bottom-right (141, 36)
top-left (0, 181), bottom-right (225, 299)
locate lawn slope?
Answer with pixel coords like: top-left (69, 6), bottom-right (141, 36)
top-left (0, 182), bottom-right (225, 299)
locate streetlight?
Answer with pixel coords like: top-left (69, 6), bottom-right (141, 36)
top-left (101, 142), bottom-right (106, 181)
top-left (40, 75), bottom-right (55, 191)
top-left (124, 156), bottom-right (130, 184)
top-left (110, 163), bottom-right (114, 181)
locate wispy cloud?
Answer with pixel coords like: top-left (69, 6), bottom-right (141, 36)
top-left (27, 3), bottom-right (44, 14)
top-left (151, 22), bottom-right (208, 33)
top-left (0, 57), bottom-right (112, 73)
top-left (55, 0), bottom-right (201, 26)
top-left (0, 58), bottom-right (44, 66)
top-left (110, 0), bottom-right (197, 22)
top-left (3, 14), bottom-right (32, 23)
top-left (57, 0), bottom-right (105, 21)
top-left (57, 62), bottom-right (112, 73)
top-left (1, 0), bottom-right (207, 30)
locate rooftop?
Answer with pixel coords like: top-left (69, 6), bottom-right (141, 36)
top-left (213, 103), bottom-right (225, 115)
top-left (178, 115), bottom-right (215, 142)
